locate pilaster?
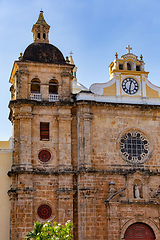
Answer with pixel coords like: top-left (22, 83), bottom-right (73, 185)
top-left (78, 187), bottom-right (98, 240)
top-left (106, 202), bottom-right (120, 240)
top-left (16, 67), bottom-right (29, 100)
top-left (57, 106), bottom-right (72, 171)
top-left (15, 105), bottom-right (33, 170)
top-left (77, 104), bottom-right (93, 170)
top-left (56, 187), bottom-right (75, 225)
top-left (8, 185), bottom-right (34, 240)
top-left (8, 191), bottom-right (18, 240)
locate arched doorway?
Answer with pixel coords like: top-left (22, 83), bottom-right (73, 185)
top-left (124, 222), bottom-right (156, 240)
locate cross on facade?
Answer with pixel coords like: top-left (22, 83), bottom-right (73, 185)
top-left (126, 45), bottom-right (132, 53)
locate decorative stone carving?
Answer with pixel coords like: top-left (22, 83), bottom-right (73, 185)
top-left (119, 130), bottom-right (152, 164)
top-left (133, 179), bottom-right (143, 199)
top-left (108, 181), bottom-right (116, 196)
top-left (134, 184), bottom-right (140, 198)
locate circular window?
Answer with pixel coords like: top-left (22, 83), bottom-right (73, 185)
top-left (119, 131), bottom-right (150, 164)
top-left (37, 204), bottom-right (52, 220)
top-left (38, 150), bottom-right (51, 163)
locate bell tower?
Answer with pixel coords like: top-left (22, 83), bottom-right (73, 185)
top-left (8, 12), bottom-right (75, 240)
top-left (32, 10), bottom-right (50, 43)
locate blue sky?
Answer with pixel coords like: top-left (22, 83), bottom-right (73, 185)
top-left (1, 0), bottom-right (160, 140)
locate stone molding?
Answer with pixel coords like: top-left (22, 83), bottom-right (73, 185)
top-left (79, 188), bottom-right (98, 197)
top-left (120, 217), bottom-right (160, 240)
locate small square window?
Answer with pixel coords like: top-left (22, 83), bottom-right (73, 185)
top-left (40, 122), bottom-right (49, 141)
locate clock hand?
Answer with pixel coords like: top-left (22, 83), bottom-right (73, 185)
top-left (129, 80), bottom-right (133, 93)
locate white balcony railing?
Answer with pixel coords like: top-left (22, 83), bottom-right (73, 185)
top-left (30, 93), bottom-right (59, 102)
top-left (30, 93), bottom-right (41, 101)
top-left (49, 94), bottom-right (59, 102)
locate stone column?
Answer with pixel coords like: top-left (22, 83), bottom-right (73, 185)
top-left (77, 104), bottom-right (93, 170)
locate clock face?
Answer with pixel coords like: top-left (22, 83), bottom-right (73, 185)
top-left (122, 78), bottom-right (139, 95)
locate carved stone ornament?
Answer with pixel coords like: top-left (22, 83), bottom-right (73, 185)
top-left (119, 130), bottom-right (151, 164)
top-left (38, 150), bottom-right (51, 163)
top-left (37, 204), bottom-right (52, 220)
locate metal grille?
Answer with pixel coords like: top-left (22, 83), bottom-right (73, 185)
top-left (119, 131), bottom-right (149, 163)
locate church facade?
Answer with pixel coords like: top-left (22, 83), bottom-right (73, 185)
top-left (6, 11), bottom-right (160, 240)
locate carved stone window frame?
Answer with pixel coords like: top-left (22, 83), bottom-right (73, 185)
top-left (36, 201), bottom-right (54, 222)
top-left (117, 128), bottom-right (153, 164)
top-left (38, 149), bottom-right (52, 164)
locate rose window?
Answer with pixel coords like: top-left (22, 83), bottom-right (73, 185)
top-left (119, 131), bottom-right (150, 163)
top-left (38, 150), bottom-right (51, 163)
top-left (37, 204), bottom-right (52, 220)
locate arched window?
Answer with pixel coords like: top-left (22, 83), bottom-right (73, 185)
top-left (136, 65), bottom-right (141, 71)
top-left (119, 64), bottom-right (123, 70)
top-left (31, 78), bottom-right (40, 93)
top-left (127, 62), bottom-right (132, 70)
top-left (43, 33), bottom-right (46, 39)
top-left (49, 80), bottom-right (58, 94)
top-left (38, 33), bottom-right (40, 39)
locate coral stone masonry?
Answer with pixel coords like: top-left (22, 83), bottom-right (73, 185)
top-left (6, 11), bottom-right (160, 240)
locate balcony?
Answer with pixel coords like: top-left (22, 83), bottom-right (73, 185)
top-left (30, 93), bottom-right (59, 102)
top-left (30, 93), bottom-right (41, 101)
top-left (49, 94), bottom-right (59, 102)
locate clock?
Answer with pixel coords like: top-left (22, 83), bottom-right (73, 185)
top-left (122, 78), bottom-right (139, 95)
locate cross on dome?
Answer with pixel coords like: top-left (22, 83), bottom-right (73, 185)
top-left (69, 51), bottom-right (74, 64)
top-left (126, 45), bottom-right (132, 53)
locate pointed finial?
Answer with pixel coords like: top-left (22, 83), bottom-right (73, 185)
top-left (115, 52), bottom-right (118, 59)
top-left (19, 53), bottom-right (23, 60)
top-left (69, 51), bottom-right (73, 56)
top-left (140, 54), bottom-right (143, 60)
top-left (66, 56), bottom-right (70, 63)
top-left (126, 45), bottom-right (132, 53)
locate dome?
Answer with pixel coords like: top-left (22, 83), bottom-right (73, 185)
top-left (22, 43), bottom-right (66, 64)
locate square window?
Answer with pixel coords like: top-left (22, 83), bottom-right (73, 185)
top-left (40, 122), bottom-right (49, 141)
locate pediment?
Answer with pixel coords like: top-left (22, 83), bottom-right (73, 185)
top-left (121, 53), bottom-right (138, 61)
top-left (88, 76), bottom-right (160, 105)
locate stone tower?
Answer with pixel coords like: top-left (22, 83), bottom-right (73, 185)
top-left (8, 11), bottom-right (74, 240)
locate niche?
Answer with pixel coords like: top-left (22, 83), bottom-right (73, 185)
top-left (133, 179), bottom-right (143, 199)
